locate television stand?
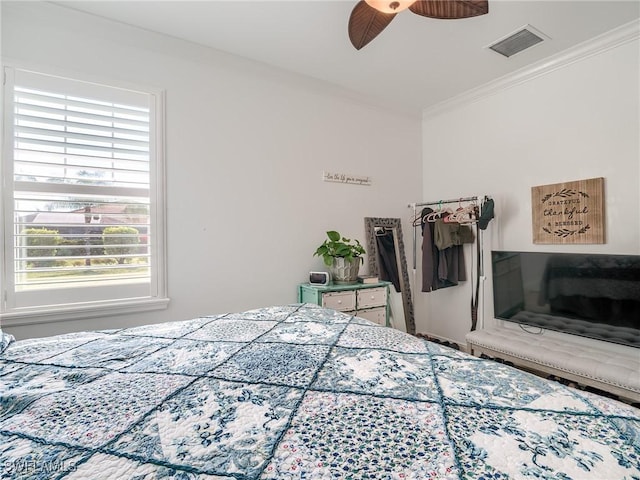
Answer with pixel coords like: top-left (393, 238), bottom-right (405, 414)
top-left (465, 327), bottom-right (640, 403)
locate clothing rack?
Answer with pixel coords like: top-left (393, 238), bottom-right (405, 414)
top-left (408, 195), bottom-right (478, 209)
top-left (408, 195), bottom-right (480, 271)
top-left (407, 194), bottom-right (488, 331)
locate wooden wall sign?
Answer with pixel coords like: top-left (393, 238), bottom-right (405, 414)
top-left (531, 177), bottom-right (605, 244)
top-left (322, 171), bottom-right (372, 186)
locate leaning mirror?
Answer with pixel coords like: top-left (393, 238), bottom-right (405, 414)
top-left (364, 217), bottom-right (415, 335)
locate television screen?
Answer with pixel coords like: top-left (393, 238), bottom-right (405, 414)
top-left (491, 251), bottom-right (640, 348)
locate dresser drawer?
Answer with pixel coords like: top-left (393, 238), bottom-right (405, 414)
top-left (298, 282), bottom-right (389, 327)
top-left (356, 287), bottom-right (387, 309)
top-left (356, 307), bottom-right (386, 326)
top-left (321, 291), bottom-right (356, 312)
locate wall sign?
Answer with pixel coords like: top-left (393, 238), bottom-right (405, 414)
top-left (531, 177), bottom-right (605, 244)
top-left (323, 171), bottom-right (371, 186)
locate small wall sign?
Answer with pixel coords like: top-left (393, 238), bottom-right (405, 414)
top-left (531, 177), bottom-right (605, 244)
top-left (323, 171), bottom-right (371, 186)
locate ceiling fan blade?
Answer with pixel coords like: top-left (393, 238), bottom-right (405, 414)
top-left (348, 0), bottom-right (397, 50)
top-left (408, 0), bottom-right (489, 19)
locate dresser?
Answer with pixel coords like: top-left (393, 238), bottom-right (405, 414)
top-left (298, 281), bottom-right (391, 326)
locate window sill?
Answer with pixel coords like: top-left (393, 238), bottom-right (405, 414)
top-left (0, 297), bottom-right (170, 327)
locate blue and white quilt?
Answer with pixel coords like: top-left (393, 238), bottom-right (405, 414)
top-left (1, 304), bottom-right (639, 479)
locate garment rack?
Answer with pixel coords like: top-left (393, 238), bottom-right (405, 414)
top-left (407, 194), bottom-right (488, 332)
top-left (408, 195), bottom-right (478, 209)
top-left (407, 196), bottom-right (480, 270)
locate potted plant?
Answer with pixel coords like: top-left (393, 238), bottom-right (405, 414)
top-left (314, 230), bottom-right (365, 284)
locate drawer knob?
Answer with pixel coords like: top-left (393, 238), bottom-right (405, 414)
top-left (338, 300), bottom-right (342, 304)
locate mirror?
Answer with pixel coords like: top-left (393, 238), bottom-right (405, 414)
top-left (364, 217), bottom-right (415, 335)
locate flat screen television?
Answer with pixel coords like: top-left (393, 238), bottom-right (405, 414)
top-left (491, 251), bottom-right (640, 348)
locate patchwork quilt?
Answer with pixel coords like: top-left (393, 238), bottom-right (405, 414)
top-left (1, 304), bottom-right (639, 479)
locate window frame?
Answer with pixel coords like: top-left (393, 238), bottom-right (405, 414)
top-left (1, 65), bottom-right (169, 326)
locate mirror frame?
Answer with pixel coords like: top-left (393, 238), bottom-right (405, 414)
top-left (364, 217), bottom-right (415, 335)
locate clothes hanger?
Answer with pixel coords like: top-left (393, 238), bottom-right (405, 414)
top-left (374, 226), bottom-right (391, 236)
top-left (443, 199), bottom-right (464, 223)
top-left (411, 210), bottom-right (423, 227)
top-left (445, 198), bottom-right (478, 224)
top-left (424, 201), bottom-right (453, 223)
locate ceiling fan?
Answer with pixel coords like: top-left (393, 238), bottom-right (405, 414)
top-left (348, 0), bottom-right (489, 50)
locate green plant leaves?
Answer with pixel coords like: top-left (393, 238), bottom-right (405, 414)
top-left (313, 230), bottom-right (365, 266)
top-left (327, 230), bottom-right (341, 242)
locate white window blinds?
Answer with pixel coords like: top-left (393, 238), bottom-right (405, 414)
top-left (2, 67), bottom-right (167, 319)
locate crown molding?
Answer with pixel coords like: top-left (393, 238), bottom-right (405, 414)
top-left (423, 19), bottom-right (640, 120)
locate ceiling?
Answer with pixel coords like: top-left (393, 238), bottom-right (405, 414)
top-left (53, 1), bottom-right (640, 116)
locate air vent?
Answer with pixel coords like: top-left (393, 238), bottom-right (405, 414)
top-left (488, 25), bottom-right (546, 58)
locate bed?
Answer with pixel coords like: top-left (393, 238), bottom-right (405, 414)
top-left (1, 303), bottom-right (639, 479)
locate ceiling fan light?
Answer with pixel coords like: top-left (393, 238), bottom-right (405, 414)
top-left (365, 0), bottom-right (414, 14)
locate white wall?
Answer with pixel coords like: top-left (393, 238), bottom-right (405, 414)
top-left (1, 2), bottom-right (422, 338)
top-left (417, 27), bottom-right (640, 345)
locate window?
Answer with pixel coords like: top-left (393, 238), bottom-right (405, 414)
top-left (1, 67), bottom-right (167, 324)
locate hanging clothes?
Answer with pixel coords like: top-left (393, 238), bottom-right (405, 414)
top-left (472, 196), bottom-right (494, 330)
top-left (477, 197), bottom-right (495, 230)
top-left (433, 219), bottom-right (474, 250)
top-left (375, 229), bottom-right (401, 292)
top-left (420, 207), bottom-right (467, 292)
